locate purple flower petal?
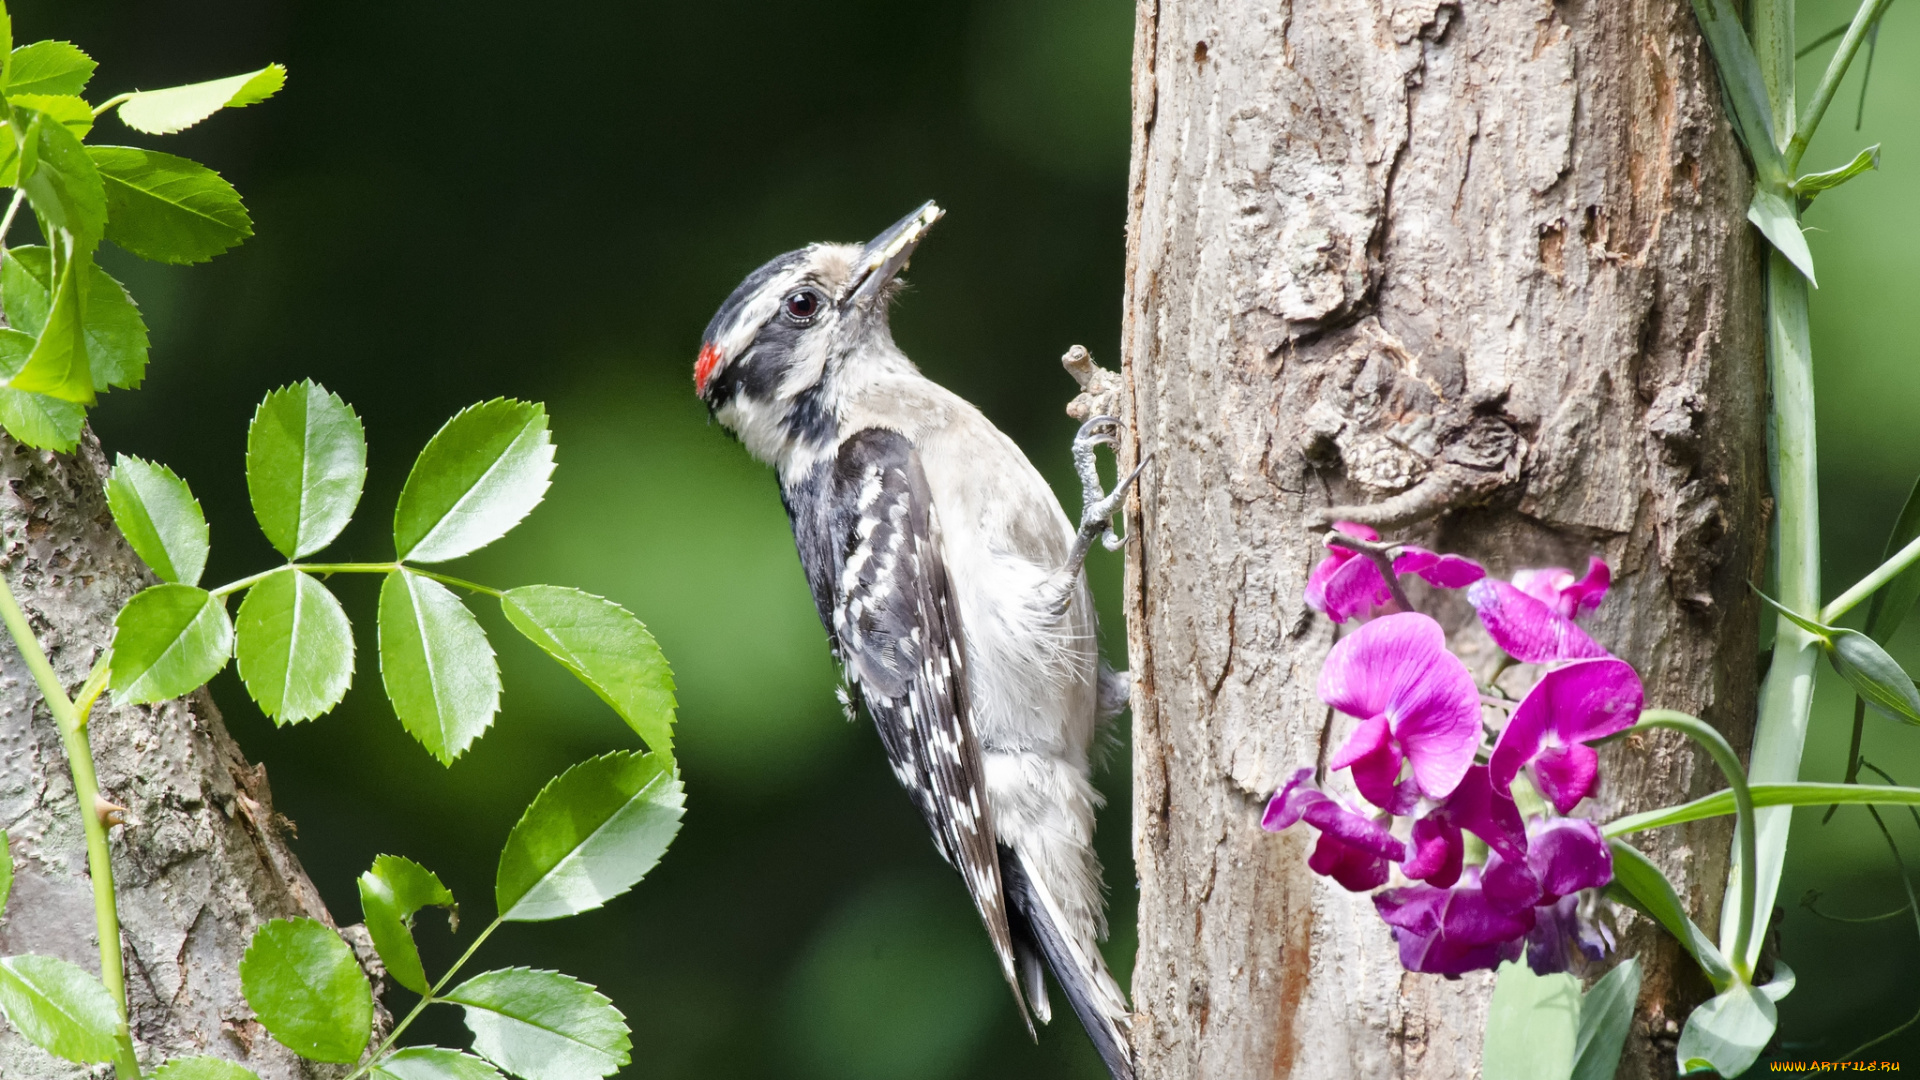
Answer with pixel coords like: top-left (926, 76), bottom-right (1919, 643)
top-left (1310, 831), bottom-right (1392, 891)
top-left (1562, 558), bottom-right (1612, 615)
top-left (1404, 813), bottom-right (1464, 887)
top-left (1261, 768), bottom-right (1406, 887)
top-left (1482, 851), bottom-right (1544, 912)
top-left (1375, 874), bottom-right (1536, 975)
top-left (1532, 744), bottom-right (1601, 814)
top-left (1468, 579), bottom-right (1610, 663)
top-left (1332, 521), bottom-right (1381, 543)
top-left (1513, 567), bottom-right (1576, 610)
top-left (1441, 765), bottom-right (1529, 863)
top-left (1489, 658), bottom-right (1642, 808)
top-left (1318, 613), bottom-right (1482, 800)
top-left (1306, 523), bottom-right (1388, 622)
top-left (1394, 548), bottom-right (1488, 589)
top-left (1527, 818), bottom-right (1613, 898)
top-left (1329, 714), bottom-right (1407, 811)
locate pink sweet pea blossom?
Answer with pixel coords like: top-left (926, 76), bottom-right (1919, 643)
top-left (1403, 766), bottom-right (1528, 889)
top-left (1466, 557), bottom-right (1613, 663)
top-left (1321, 613), bottom-right (1483, 810)
top-left (1305, 523), bottom-right (1486, 623)
top-left (1373, 869), bottom-right (1534, 976)
top-left (1489, 658), bottom-right (1644, 813)
top-left (1262, 768), bottom-right (1406, 892)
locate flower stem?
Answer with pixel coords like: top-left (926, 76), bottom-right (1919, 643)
top-left (0, 570), bottom-right (141, 1079)
top-left (1641, 709), bottom-right (1759, 983)
top-left (1322, 531), bottom-right (1415, 615)
top-left (1822, 531), bottom-right (1920, 623)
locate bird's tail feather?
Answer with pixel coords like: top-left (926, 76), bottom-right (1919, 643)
top-left (1000, 844), bottom-right (1134, 1080)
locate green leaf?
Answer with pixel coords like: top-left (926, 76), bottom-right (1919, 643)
top-left (0, 14), bottom-right (13, 87)
top-left (393, 399), bottom-right (555, 564)
top-left (1605, 839), bottom-right (1734, 991)
top-left (1482, 960), bottom-right (1577, 1080)
top-left (372, 1047), bottom-right (505, 1080)
top-left (2, 244), bottom-right (151, 392)
top-left (496, 751), bottom-right (684, 922)
top-left (8, 94), bottom-right (90, 139)
top-left (0, 829), bottom-right (10, 917)
top-left (105, 454), bottom-right (209, 585)
top-left (1793, 143), bottom-right (1879, 202)
top-left (1829, 628), bottom-right (1920, 724)
top-left (1866, 473), bottom-right (1920, 646)
top-left (500, 586), bottom-right (676, 751)
top-left (239, 918), bottom-right (372, 1064)
top-left (110, 584), bottom-right (232, 705)
top-left (0, 954), bottom-right (121, 1064)
top-left (1675, 984), bottom-right (1775, 1078)
top-left (151, 1057), bottom-right (264, 1080)
top-left (0, 327), bottom-right (83, 451)
top-left (1760, 958), bottom-right (1795, 1003)
top-left (91, 146), bottom-right (254, 265)
top-left (378, 570), bottom-right (499, 764)
top-left (246, 381), bottom-right (367, 558)
top-left (1747, 187), bottom-right (1817, 285)
top-left (1687, 0), bottom-right (1787, 184)
top-left (9, 241), bottom-right (92, 404)
top-left (1607, 781), bottom-right (1920, 836)
top-left (235, 568), bottom-right (353, 724)
top-left (444, 968), bottom-right (630, 1080)
top-left (1571, 957), bottom-right (1641, 1080)
top-left (6, 41), bottom-right (96, 97)
top-left (356, 854), bottom-right (456, 997)
top-left (17, 109), bottom-right (106, 246)
top-left (115, 64), bottom-right (286, 136)
top-left (1753, 587), bottom-right (1835, 642)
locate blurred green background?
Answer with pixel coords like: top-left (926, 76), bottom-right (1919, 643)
top-left (14, 0), bottom-right (1920, 1073)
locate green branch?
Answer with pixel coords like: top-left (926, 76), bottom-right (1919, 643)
top-left (1790, 0), bottom-right (1897, 170)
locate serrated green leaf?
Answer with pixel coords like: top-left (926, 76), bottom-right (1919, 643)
top-left (116, 63), bottom-right (285, 136)
top-left (1829, 629), bottom-right (1920, 724)
top-left (445, 968), bottom-right (630, 1080)
top-left (239, 918), bottom-right (372, 1064)
top-left (1867, 475), bottom-right (1920, 646)
top-left (357, 855), bottom-right (456, 996)
top-left (1605, 840), bottom-right (1734, 992)
top-left (0, 326), bottom-right (83, 451)
top-left (110, 584), bottom-right (232, 705)
top-left (8, 94), bottom-right (89, 139)
top-left (151, 1057), bottom-right (264, 1080)
top-left (235, 568), bottom-right (353, 724)
top-left (9, 241), bottom-right (92, 404)
top-left (105, 454), bottom-right (209, 585)
top-left (1794, 144), bottom-right (1879, 202)
top-left (0, 829), bottom-right (12, 918)
top-left (17, 109), bottom-right (106, 246)
top-left (393, 399), bottom-right (555, 564)
top-left (1571, 957), bottom-right (1640, 1080)
top-left (0, 15), bottom-right (13, 87)
top-left (0, 954), bottom-right (120, 1064)
top-left (378, 570), bottom-right (499, 764)
top-left (91, 146), bottom-right (254, 265)
top-left (372, 1047), bottom-right (505, 1080)
top-left (1675, 984), bottom-right (1775, 1079)
top-left (1483, 960), bottom-right (1577, 1080)
top-left (6, 41), bottom-right (96, 97)
top-left (496, 751), bottom-right (684, 922)
top-left (2, 244), bottom-right (150, 392)
top-left (246, 381), bottom-right (366, 558)
top-left (500, 586), bottom-right (675, 751)
top-left (1748, 187), bottom-right (1816, 285)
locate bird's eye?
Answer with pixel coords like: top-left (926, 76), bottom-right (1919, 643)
top-left (784, 290), bottom-right (821, 323)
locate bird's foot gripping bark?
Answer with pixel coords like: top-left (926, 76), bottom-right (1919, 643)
top-left (1049, 415), bottom-right (1147, 616)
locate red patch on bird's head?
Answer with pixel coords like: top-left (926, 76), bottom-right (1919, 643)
top-left (694, 342), bottom-right (723, 397)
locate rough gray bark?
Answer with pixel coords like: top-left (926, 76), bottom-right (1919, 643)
top-left (0, 433), bottom-right (343, 1079)
top-left (1119, 1), bottom-right (1766, 1076)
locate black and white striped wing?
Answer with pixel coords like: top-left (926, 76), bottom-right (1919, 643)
top-left (828, 428), bottom-right (1026, 1019)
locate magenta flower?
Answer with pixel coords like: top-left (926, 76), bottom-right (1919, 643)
top-left (1403, 766), bottom-right (1528, 889)
top-left (1524, 817), bottom-right (1614, 899)
top-left (1526, 894), bottom-right (1614, 975)
top-left (1467, 578), bottom-right (1609, 663)
top-left (1261, 768), bottom-right (1406, 892)
top-left (1321, 613), bottom-right (1482, 809)
top-left (1489, 658), bottom-right (1644, 813)
top-left (1373, 868), bottom-right (1535, 976)
top-left (1515, 558), bottom-right (1611, 617)
top-left (1305, 522), bottom-right (1486, 623)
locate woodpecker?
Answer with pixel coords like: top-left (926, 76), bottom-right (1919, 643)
top-left (695, 203), bottom-right (1140, 1079)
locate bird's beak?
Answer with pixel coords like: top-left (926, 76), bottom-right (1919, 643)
top-left (842, 201), bottom-right (944, 308)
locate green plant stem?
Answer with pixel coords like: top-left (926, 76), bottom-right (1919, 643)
top-left (1751, 0), bottom-right (1795, 149)
top-left (0, 571), bottom-right (140, 1080)
top-left (210, 562), bottom-right (505, 600)
top-left (1838, 805), bottom-right (1920, 1060)
top-left (344, 917), bottom-right (502, 1080)
top-left (1823, 696), bottom-right (1869, 824)
top-left (1823, 532), bottom-right (1920, 623)
top-left (0, 188), bottom-right (24, 255)
top-left (1790, 0), bottom-right (1897, 169)
top-left (1641, 710), bottom-right (1758, 982)
top-left (90, 93), bottom-right (132, 119)
top-left (1733, 247), bottom-right (1822, 976)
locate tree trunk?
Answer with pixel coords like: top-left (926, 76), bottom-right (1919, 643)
top-left (1120, 1), bottom-right (1766, 1076)
top-left (0, 433), bottom-right (340, 1079)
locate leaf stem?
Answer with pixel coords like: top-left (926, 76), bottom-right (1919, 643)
top-left (344, 917), bottom-right (502, 1080)
top-left (0, 569), bottom-right (141, 1080)
top-left (1789, 0), bottom-right (1897, 170)
top-left (1321, 530), bottom-right (1415, 615)
top-left (211, 562), bottom-right (506, 600)
top-left (1639, 709), bottom-right (1758, 983)
top-left (1822, 532), bottom-right (1920, 623)
top-left (0, 188), bottom-right (24, 257)
top-left (90, 93), bottom-right (133, 119)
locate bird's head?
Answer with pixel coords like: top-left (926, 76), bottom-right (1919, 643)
top-left (694, 202), bottom-right (943, 464)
